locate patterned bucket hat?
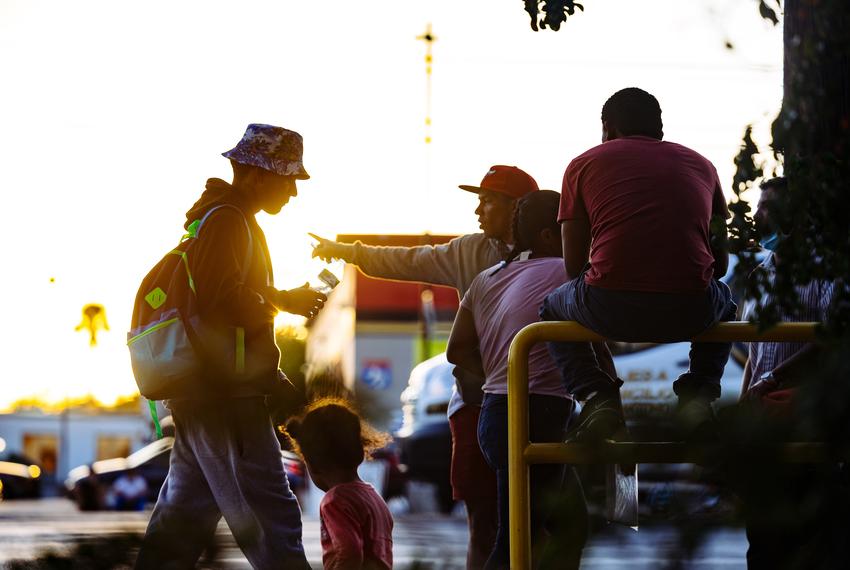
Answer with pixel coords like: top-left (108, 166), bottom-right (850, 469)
top-left (222, 124), bottom-right (310, 179)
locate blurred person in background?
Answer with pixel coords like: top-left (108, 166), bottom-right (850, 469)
top-left (113, 468), bottom-right (148, 511)
top-left (728, 177), bottom-right (846, 570)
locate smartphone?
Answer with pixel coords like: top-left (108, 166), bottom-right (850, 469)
top-left (314, 269), bottom-right (340, 294)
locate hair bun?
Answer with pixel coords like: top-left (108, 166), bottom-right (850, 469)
top-left (285, 418), bottom-right (302, 439)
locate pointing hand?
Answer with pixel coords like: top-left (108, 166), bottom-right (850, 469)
top-left (309, 232), bottom-right (353, 263)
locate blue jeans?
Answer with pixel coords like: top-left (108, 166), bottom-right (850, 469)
top-left (478, 393), bottom-right (588, 570)
top-left (540, 276), bottom-right (737, 402)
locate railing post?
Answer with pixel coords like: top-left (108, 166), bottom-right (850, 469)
top-left (506, 321), bottom-right (819, 569)
top-left (507, 325), bottom-right (533, 570)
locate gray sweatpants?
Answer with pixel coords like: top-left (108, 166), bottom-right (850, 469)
top-left (135, 397), bottom-right (309, 569)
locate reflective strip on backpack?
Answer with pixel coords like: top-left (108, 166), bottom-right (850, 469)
top-left (148, 399), bottom-right (163, 439)
top-left (127, 317), bottom-right (180, 346)
top-left (235, 327), bottom-right (245, 375)
top-left (168, 250), bottom-right (196, 294)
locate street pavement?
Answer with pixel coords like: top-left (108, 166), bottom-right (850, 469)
top-left (0, 498), bottom-right (748, 568)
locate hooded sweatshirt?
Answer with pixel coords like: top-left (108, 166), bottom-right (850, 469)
top-left (181, 178), bottom-right (281, 396)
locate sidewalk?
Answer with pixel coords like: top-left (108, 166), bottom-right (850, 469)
top-left (0, 498), bottom-right (747, 568)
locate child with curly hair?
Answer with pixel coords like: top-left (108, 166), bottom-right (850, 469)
top-left (285, 398), bottom-right (393, 570)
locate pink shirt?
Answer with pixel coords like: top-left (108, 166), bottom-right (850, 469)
top-left (461, 258), bottom-right (569, 398)
top-left (320, 481), bottom-right (393, 570)
top-left (559, 136), bottom-right (729, 293)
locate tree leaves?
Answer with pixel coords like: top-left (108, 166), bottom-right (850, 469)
top-left (524, 0), bottom-right (585, 32)
top-left (758, 0), bottom-right (781, 26)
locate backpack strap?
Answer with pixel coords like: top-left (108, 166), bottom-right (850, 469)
top-left (195, 205), bottom-right (257, 378)
top-left (195, 204), bottom-right (254, 282)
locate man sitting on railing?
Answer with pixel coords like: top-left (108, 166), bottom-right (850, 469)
top-left (540, 87), bottom-right (737, 442)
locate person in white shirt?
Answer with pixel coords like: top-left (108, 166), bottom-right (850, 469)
top-left (112, 468), bottom-right (148, 511)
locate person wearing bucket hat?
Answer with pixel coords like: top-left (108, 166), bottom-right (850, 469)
top-left (222, 123), bottom-right (311, 180)
top-left (136, 124), bottom-right (323, 570)
top-left (310, 165), bottom-right (538, 569)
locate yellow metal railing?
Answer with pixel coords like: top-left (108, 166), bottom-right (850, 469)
top-left (507, 321), bottom-right (820, 569)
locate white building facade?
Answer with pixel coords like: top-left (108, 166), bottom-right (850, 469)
top-left (0, 411), bottom-right (151, 489)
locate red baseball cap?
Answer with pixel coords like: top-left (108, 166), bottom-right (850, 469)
top-left (458, 165), bottom-right (539, 199)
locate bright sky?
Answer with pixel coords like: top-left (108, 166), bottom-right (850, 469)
top-left (0, 0), bottom-right (782, 408)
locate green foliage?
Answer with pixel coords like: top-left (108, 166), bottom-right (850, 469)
top-left (730, 0), bottom-right (850, 338)
top-left (267, 326), bottom-right (309, 425)
top-left (729, 0), bottom-right (850, 441)
top-left (276, 326), bottom-right (307, 391)
top-left (725, 127), bottom-right (763, 298)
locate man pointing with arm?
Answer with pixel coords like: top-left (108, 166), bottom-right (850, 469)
top-left (311, 165), bottom-right (537, 569)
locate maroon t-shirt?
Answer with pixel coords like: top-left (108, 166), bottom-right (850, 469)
top-left (559, 136), bottom-right (729, 293)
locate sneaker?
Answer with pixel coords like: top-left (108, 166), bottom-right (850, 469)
top-left (566, 388), bottom-right (626, 443)
top-left (675, 397), bottom-right (718, 442)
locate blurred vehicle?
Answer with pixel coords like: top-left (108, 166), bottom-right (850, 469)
top-left (394, 353), bottom-right (456, 513)
top-left (613, 339), bottom-right (746, 438)
top-left (65, 430), bottom-right (308, 510)
top-left (0, 455), bottom-right (42, 500)
top-left (65, 436), bottom-right (172, 508)
top-left (394, 346), bottom-right (745, 519)
top-left (581, 341), bottom-right (746, 521)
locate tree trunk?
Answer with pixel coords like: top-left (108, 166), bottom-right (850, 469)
top-left (776, 0), bottom-right (850, 157)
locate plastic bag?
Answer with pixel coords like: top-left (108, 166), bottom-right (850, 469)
top-left (605, 461), bottom-right (639, 528)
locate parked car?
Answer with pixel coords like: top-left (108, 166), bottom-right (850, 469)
top-left (65, 425), bottom-right (308, 510)
top-left (65, 436), bottom-right (172, 508)
top-left (614, 339), bottom-right (746, 437)
top-left (585, 340), bottom-right (745, 520)
top-left (0, 455), bottom-right (42, 500)
top-left (394, 353), bottom-right (456, 513)
top-left (394, 345), bottom-right (745, 519)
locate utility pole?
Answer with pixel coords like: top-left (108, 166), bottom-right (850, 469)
top-left (416, 23), bottom-right (436, 147)
top-left (416, 23), bottom-right (436, 199)
top-left (416, 24), bottom-right (437, 361)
